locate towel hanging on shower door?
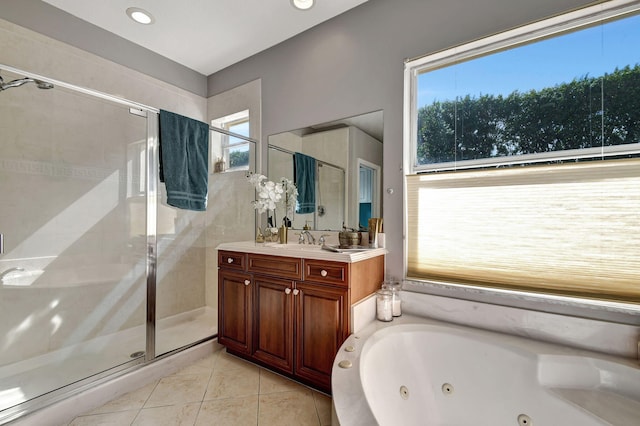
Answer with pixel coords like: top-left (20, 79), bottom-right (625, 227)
top-left (159, 109), bottom-right (210, 211)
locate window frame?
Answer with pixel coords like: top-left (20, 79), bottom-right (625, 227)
top-left (225, 118), bottom-right (251, 171)
top-left (405, 0), bottom-right (640, 173)
top-left (211, 109), bottom-right (252, 172)
top-left (402, 0), bottom-right (640, 322)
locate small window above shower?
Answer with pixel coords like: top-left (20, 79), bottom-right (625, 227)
top-left (211, 110), bottom-right (252, 173)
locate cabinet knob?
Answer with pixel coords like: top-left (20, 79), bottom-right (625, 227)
top-left (227, 258), bottom-right (234, 264)
top-left (320, 269), bottom-right (328, 277)
top-left (244, 280), bottom-right (250, 286)
top-left (284, 288), bottom-right (292, 295)
top-left (293, 289), bottom-right (300, 296)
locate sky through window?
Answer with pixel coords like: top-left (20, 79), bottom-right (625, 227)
top-left (418, 14), bottom-right (640, 107)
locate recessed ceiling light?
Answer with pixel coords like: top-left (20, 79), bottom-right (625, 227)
top-left (291, 0), bottom-right (314, 11)
top-left (126, 7), bottom-right (155, 25)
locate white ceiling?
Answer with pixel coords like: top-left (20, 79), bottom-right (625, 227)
top-left (41, 0), bottom-right (369, 76)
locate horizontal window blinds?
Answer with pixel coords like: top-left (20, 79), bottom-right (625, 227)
top-left (406, 158), bottom-right (640, 302)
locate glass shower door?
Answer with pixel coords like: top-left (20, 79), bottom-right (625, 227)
top-left (0, 67), bottom-right (148, 416)
top-left (316, 162), bottom-right (345, 231)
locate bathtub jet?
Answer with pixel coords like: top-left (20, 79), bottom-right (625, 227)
top-left (0, 74), bottom-right (54, 91)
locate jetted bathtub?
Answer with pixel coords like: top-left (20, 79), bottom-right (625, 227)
top-left (332, 315), bottom-right (640, 426)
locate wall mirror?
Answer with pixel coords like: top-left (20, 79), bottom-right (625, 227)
top-left (268, 110), bottom-right (383, 232)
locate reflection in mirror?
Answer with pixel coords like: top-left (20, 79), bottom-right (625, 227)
top-left (268, 111), bottom-right (383, 231)
top-left (358, 159), bottom-right (381, 228)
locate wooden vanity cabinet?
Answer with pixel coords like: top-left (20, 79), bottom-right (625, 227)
top-left (252, 272), bottom-right (349, 391)
top-left (217, 252), bottom-right (252, 355)
top-left (252, 274), bottom-right (295, 373)
top-left (218, 249), bottom-right (383, 393)
top-left (294, 281), bottom-right (349, 390)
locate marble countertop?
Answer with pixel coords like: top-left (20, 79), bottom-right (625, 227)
top-left (216, 241), bottom-right (387, 263)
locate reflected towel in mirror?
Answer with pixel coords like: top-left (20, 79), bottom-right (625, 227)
top-left (294, 152), bottom-right (316, 214)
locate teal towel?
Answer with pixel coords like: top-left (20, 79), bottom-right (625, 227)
top-left (159, 110), bottom-right (209, 211)
top-left (294, 153), bottom-right (316, 214)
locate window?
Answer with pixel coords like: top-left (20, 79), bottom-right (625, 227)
top-left (211, 110), bottom-right (252, 172)
top-left (404, 0), bottom-right (640, 305)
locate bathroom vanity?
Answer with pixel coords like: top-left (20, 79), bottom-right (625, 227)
top-left (216, 241), bottom-right (385, 393)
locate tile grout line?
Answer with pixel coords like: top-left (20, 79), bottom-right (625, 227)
top-left (129, 378), bottom-right (162, 426)
top-left (256, 367), bottom-right (262, 426)
top-left (312, 393), bottom-right (321, 426)
top-left (193, 352), bottom-right (218, 425)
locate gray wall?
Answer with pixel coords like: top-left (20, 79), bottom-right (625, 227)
top-left (207, 0), bottom-right (593, 277)
top-left (0, 0), bottom-right (207, 96)
top-left (2, 0), bottom-right (596, 277)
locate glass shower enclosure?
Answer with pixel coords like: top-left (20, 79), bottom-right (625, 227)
top-left (0, 64), bottom-right (255, 422)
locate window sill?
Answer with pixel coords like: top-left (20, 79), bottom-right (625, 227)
top-left (403, 278), bottom-right (640, 326)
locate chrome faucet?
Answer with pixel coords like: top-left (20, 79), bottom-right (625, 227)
top-left (0, 267), bottom-right (24, 282)
top-left (300, 230), bottom-right (316, 245)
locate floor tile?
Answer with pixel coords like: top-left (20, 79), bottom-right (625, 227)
top-left (69, 349), bottom-right (333, 426)
top-left (204, 361), bottom-right (260, 400)
top-left (313, 391), bottom-right (332, 426)
top-left (170, 352), bottom-right (217, 377)
top-left (88, 380), bottom-right (158, 414)
top-left (195, 395), bottom-right (259, 426)
top-left (259, 369), bottom-right (308, 395)
top-left (258, 390), bottom-right (320, 426)
top-left (144, 374), bottom-right (209, 408)
top-left (68, 409), bottom-right (139, 425)
top-left (214, 350), bottom-right (255, 371)
top-left (132, 402), bottom-right (201, 426)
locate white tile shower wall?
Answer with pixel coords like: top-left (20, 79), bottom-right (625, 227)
top-left (156, 243), bottom-right (206, 320)
top-left (204, 173), bottom-right (255, 312)
top-left (205, 79), bottom-right (262, 312)
top-left (0, 18), bottom-right (208, 363)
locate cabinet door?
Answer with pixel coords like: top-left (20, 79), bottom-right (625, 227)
top-left (294, 282), bottom-right (349, 392)
top-left (253, 275), bottom-right (295, 373)
top-left (218, 269), bottom-right (252, 354)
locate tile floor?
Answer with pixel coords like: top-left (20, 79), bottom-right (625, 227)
top-left (67, 349), bottom-right (332, 426)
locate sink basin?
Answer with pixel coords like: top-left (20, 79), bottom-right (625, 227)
top-left (264, 243), bottom-right (323, 251)
top-left (322, 245), bottom-right (371, 253)
top-left (264, 243), bottom-right (373, 253)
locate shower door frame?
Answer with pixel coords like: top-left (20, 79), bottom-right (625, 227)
top-left (0, 63), bottom-right (163, 423)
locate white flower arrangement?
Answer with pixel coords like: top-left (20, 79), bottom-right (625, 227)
top-left (247, 174), bottom-right (298, 216)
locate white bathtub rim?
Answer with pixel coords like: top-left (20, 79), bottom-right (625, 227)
top-left (401, 287), bottom-right (640, 358)
top-left (332, 315), bottom-right (640, 426)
